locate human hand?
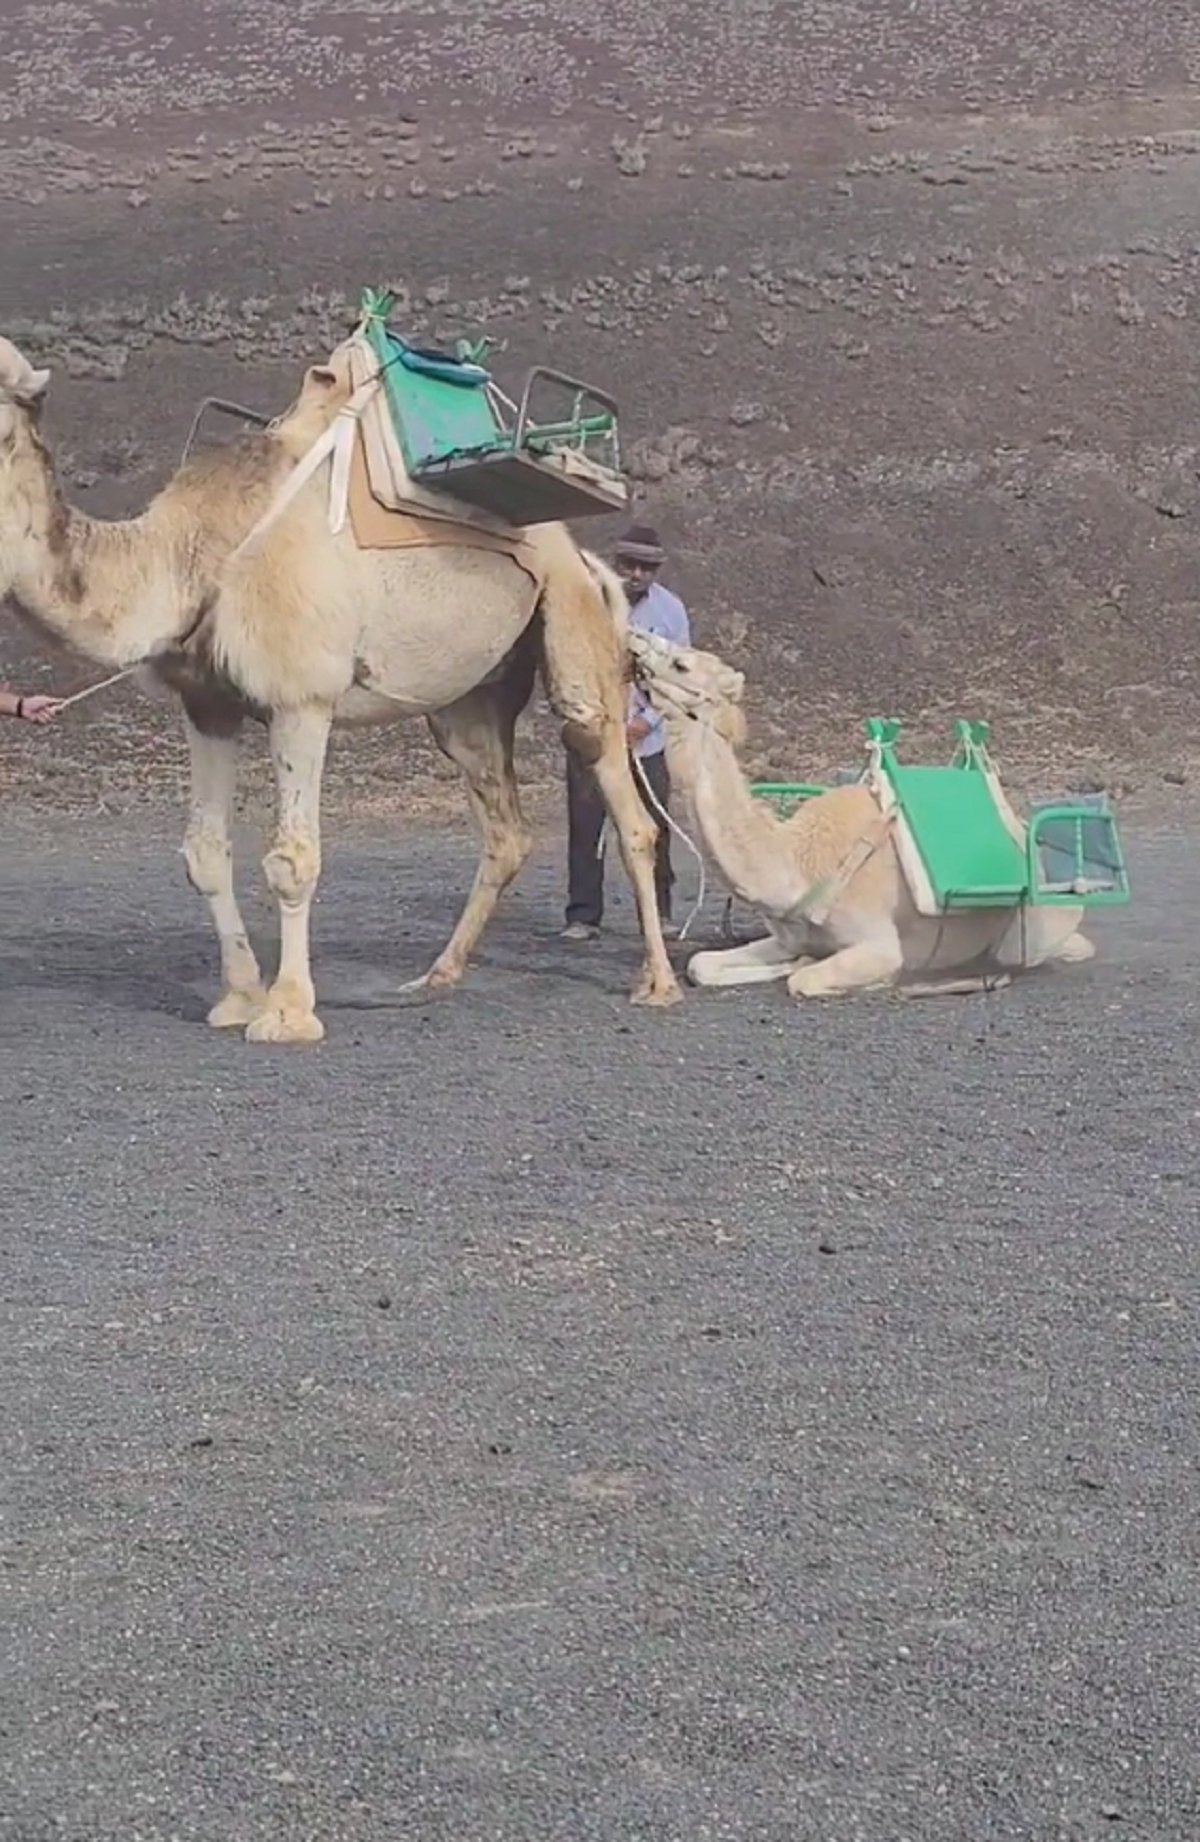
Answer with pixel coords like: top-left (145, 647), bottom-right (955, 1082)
top-left (626, 717), bottom-right (651, 748)
top-left (18, 694), bottom-right (65, 724)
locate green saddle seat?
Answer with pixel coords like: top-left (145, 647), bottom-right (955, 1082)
top-left (367, 322), bottom-right (502, 468)
top-left (886, 762), bottom-right (1027, 908)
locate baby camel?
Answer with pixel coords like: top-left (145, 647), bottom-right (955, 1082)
top-left (627, 630), bottom-right (1096, 998)
top-left (0, 334), bottom-right (679, 1041)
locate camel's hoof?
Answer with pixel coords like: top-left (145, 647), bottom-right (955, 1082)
top-left (630, 975), bottom-right (683, 1009)
top-left (393, 967), bottom-right (459, 1005)
top-left (423, 959), bottom-right (466, 992)
top-left (244, 1008), bottom-right (326, 1045)
top-left (207, 987), bottom-right (269, 1029)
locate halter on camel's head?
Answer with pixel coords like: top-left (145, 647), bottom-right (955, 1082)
top-left (627, 628), bottom-right (748, 745)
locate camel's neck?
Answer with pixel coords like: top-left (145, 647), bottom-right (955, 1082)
top-left (664, 714), bottom-right (811, 914)
top-left (2, 436), bottom-right (202, 667)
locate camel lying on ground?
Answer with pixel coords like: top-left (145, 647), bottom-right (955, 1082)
top-left (627, 629), bottom-right (1096, 997)
top-left (0, 334), bottom-right (680, 1041)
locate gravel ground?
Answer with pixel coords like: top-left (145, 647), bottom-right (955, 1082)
top-left (5, 1), bottom-right (1200, 1831)
top-left (3, 813), bottom-right (1198, 1842)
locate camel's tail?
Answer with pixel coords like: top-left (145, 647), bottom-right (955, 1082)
top-left (577, 546), bottom-right (630, 644)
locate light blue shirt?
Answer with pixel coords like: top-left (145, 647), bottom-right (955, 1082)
top-left (628, 581), bottom-right (691, 758)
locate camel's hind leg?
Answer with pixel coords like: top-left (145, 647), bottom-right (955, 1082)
top-left (538, 577), bottom-right (680, 1009)
top-left (586, 731), bottom-right (681, 1005)
top-left (1052, 929), bottom-right (1096, 964)
top-left (402, 647), bottom-right (536, 994)
top-left (180, 700), bottom-right (268, 1029)
top-left (246, 703), bottom-right (333, 1045)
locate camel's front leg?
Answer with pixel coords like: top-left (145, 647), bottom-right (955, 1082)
top-left (180, 705), bottom-right (268, 1028)
top-left (787, 924), bottom-right (903, 999)
top-left (687, 933), bottom-right (803, 988)
top-left (247, 703), bottom-right (333, 1045)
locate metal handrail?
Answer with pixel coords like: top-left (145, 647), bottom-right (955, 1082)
top-left (180, 396), bottom-right (272, 464)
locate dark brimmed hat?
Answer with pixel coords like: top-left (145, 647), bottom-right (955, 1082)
top-left (614, 522), bottom-right (665, 565)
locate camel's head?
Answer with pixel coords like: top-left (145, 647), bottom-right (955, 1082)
top-left (0, 338), bottom-right (51, 452)
top-left (0, 340), bottom-right (52, 593)
top-left (271, 340), bottom-right (356, 460)
top-left (628, 629), bottom-right (748, 747)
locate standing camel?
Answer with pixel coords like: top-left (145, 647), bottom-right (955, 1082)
top-left (0, 334), bottom-right (680, 1041)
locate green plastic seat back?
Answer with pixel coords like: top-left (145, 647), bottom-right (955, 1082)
top-left (366, 321), bottom-right (502, 470)
top-left (888, 763), bottom-right (1027, 906)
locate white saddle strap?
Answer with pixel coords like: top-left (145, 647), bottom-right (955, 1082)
top-left (229, 374), bottom-right (382, 563)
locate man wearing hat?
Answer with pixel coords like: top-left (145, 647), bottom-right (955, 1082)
top-left (562, 522), bottom-right (691, 941)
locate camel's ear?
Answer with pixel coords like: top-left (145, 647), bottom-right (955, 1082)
top-left (304, 364), bottom-right (339, 396)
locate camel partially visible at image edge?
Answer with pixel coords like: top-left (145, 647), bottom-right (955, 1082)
top-left (0, 334), bottom-right (681, 1042)
top-left (627, 630), bottom-right (1098, 999)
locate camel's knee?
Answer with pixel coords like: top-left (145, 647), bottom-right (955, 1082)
top-left (597, 780), bottom-right (655, 858)
top-left (687, 948), bottom-right (748, 988)
top-left (263, 836), bottom-right (320, 905)
top-left (560, 713), bottom-right (606, 769)
top-left (626, 808), bottom-right (657, 857)
top-left (182, 827), bottom-right (231, 900)
top-left (483, 819), bottom-right (533, 886)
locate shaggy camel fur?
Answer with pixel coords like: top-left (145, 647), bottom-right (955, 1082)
top-left (0, 334), bottom-right (679, 1041)
top-left (627, 630), bottom-right (1096, 997)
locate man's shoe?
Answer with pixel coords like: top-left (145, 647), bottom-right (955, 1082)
top-left (561, 921), bottom-right (600, 942)
top-left (660, 917), bottom-right (681, 940)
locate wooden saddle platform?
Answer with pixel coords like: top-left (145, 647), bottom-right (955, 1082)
top-left (357, 286), bottom-right (629, 527)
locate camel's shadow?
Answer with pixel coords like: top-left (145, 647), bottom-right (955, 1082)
top-left (0, 913), bottom-right (670, 1025)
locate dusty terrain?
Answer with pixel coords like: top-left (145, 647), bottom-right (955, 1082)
top-left (3, 814), bottom-right (1199, 1842)
top-left (4, 0), bottom-right (1200, 812)
top-left (4, 9), bottom-right (1200, 1842)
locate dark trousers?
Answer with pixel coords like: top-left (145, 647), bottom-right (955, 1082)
top-left (565, 748), bottom-right (674, 928)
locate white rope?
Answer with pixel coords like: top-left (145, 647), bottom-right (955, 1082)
top-left (228, 374), bottom-right (381, 564)
top-left (630, 750), bottom-right (708, 941)
top-left (53, 665), bottom-right (140, 709)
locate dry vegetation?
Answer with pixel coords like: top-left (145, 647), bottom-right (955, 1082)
top-left (2, 0), bottom-right (1199, 816)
